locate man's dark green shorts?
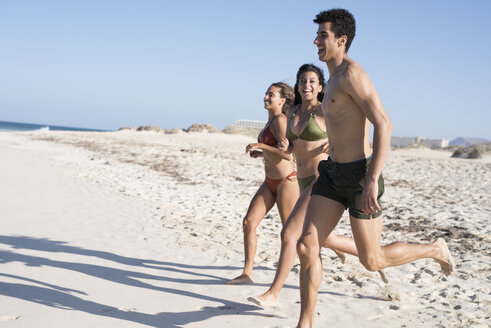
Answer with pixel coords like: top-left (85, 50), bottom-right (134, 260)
top-left (311, 156), bottom-right (384, 219)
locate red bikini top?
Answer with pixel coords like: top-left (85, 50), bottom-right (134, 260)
top-left (258, 117), bottom-right (278, 146)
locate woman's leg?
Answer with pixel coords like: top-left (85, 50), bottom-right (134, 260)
top-left (248, 182), bottom-right (309, 307)
top-left (227, 181), bottom-right (275, 284)
top-left (276, 175), bottom-right (300, 225)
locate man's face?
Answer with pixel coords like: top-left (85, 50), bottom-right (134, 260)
top-left (314, 22), bottom-right (340, 62)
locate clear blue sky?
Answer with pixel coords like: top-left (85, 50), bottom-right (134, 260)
top-left (1, 0), bottom-right (490, 140)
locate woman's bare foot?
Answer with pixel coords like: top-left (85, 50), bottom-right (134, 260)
top-left (247, 293), bottom-right (279, 308)
top-left (378, 269), bottom-right (389, 283)
top-left (225, 274), bottom-right (253, 285)
top-left (435, 238), bottom-right (455, 276)
top-left (332, 249), bottom-right (346, 264)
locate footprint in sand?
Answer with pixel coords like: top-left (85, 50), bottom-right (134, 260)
top-left (1, 315), bottom-right (21, 321)
top-left (118, 307), bottom-right (137, 312)
top-left (247, 295), bottom-right (278, 308)
top-left (101, 307), bottom-right (136, 312)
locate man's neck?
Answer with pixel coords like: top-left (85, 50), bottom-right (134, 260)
top-left (325, 53), bottom-right (348, 76)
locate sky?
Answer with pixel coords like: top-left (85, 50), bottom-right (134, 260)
top-left (1, 0), bottom-right (490, 140)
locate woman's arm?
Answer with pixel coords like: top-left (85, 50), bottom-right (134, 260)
top-left (279, 137), bottom-right (294, 154)
top-left (249, 150), bottom-right (263, 158)
top-left (268, 114), bottom-right (293, 159)
top-left (245, 142), bottom-right (291, 159)
top-left (245, 114), bottom-right (293, 160)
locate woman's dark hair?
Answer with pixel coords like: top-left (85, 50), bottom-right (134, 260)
top-left (314, 8), bottom-right (356, 52)
top-left (293, 64), bottom-right (325, 105)
top-left (270, 82), bottom-right (295, 114)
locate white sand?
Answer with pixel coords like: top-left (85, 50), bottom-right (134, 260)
top-left (0, 130), bottom-right (489, 328)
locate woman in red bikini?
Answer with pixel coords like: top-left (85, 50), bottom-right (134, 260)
top-left (227, 82), bottom-right (299, 285)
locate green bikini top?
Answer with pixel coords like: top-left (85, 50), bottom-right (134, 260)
top-left (286, 108), bottom-right (328, 142)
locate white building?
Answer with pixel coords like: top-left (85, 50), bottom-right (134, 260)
top-left (391, 136), bottom-right (449, 148)
top-left (233, 120), bottom-right (266, 129)
top-left (420, 138), bottom-right (449, 148)
top-left (391, 136), bottom-right (417, 147)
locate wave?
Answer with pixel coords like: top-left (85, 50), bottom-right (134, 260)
top-left (0, 121), bottom-right (107, 132)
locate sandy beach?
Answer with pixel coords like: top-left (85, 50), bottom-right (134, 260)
top-left (0, 130), bottom-right (489, 328)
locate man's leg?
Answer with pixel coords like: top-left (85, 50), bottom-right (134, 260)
top-left (349, 215), bottom-right (455, 275)
top-left (296, 195), bottom-right (345, 328)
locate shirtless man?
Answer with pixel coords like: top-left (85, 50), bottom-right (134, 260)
top-left (295, 9), bottom-right (455, 327)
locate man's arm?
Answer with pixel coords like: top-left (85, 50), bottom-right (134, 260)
top-left (340, 65), bottom-right (393, 214)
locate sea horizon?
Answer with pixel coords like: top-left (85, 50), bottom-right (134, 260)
top-left (1, 119), bottom-right (489, 148)
top-left (0, 120), bottom-right (109, 132)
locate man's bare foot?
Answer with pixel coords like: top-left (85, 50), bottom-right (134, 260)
top-left (225, 274), bottom-right (253, 285)
top-left (332, 249), bottom-right (346, 264)
top-left (378, 269), bottom-right (389, 283)
top-left (247, 293), bottom-right (279, 308)
top-left (435, 238), bottom-right (455, 276)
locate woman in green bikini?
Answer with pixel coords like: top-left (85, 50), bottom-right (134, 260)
top-left (247, 64), bottom-right (386, 307)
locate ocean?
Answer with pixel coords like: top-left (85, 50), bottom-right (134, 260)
top-left (0, 120), bottom-right (108, 132)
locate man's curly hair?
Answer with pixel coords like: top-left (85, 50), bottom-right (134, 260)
top-left (314, 8), bottom-right (356, 52)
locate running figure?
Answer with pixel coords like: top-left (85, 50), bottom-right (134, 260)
top-left (296, 9), bottom-right (455, 327)
top-left (227, 82), bottom-right (300, 285)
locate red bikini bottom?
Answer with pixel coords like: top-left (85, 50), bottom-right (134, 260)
top-left (265, 171), bottom-right (297, 194)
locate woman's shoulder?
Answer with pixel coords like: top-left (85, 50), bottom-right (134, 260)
top-left (269, 113), bottom-right (288, 135)
top-left (274, 113), bottom-right (287, 125)
top-left (286, 104), bottom-right (301, 117)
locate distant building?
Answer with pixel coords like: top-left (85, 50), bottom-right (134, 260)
top-left (230, 123), bottom-right (451, 148)
top-left (419, 137), bottom-right (449, 148)
top-left (391, 136), bottom-right (417, 147)
top-left (233, 119), bottom-right (266, 129)
top-left (391, 136), bottom-right (449, 148)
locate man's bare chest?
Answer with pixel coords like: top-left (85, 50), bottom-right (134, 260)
top-left (323, 83), bottom-right (352, 117)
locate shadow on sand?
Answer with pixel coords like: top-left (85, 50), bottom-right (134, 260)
top-left (0, 235), bottom-right (286, 327)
